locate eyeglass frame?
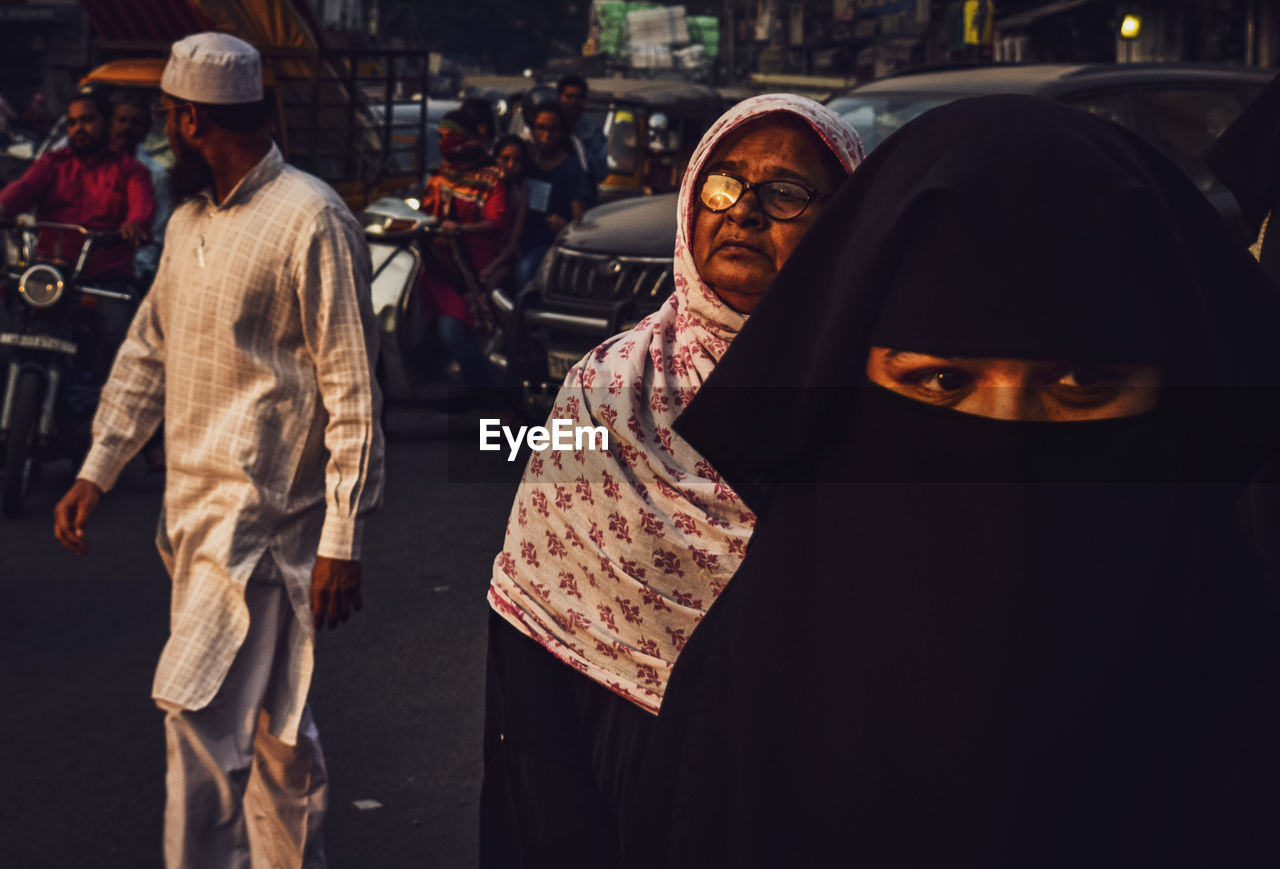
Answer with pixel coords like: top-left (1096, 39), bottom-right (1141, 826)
top-left (697, 171), bottom-right (830, 221)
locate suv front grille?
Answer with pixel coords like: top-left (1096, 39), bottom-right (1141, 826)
top-left (541, 248), bottom-right (673, 313)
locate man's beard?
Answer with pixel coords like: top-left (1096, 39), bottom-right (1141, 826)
top-left (170, 144), bottom-right (214, 206)
top-left (69, 134), bottom-right (105, 158)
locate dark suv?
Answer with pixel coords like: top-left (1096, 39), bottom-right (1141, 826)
top-left (493, 63), bottom-right (1273, 402)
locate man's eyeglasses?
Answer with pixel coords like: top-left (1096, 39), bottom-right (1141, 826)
top-left (151, 102), bottom-right (193, 120)
top-left (698, 172), bottom-right (829, 221)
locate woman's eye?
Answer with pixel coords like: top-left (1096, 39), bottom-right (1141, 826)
top-left (1055, 366), bottom-right (1112, 389)
top-left (916, 370), bottom-right (970, 393)
top-left (770, 185), bottom-right (805, 203)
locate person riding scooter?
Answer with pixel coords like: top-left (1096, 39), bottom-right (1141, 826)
top-left (418, 109), bottom-right (508, 387)
top-left (0, 92), bottom-right (154, 287)
top-left (109, 91), bottom-right (169, 291)
top-left (0, 92), bottom-right (155, 446)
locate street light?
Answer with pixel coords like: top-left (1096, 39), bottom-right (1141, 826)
top-left (1118, 14), bottom-right (1141, 63)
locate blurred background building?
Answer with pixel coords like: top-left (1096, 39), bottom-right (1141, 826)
top-left (2, 0), bottom-right (1279, 115)
top-left (710, 0), bottom-right (1280, 80)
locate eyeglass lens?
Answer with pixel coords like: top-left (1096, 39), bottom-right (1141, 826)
top-left (699, 175), bottom-right (813, 220)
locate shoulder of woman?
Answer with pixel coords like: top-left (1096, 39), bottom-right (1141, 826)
top-left (578, 318), bottom-right (671, 380)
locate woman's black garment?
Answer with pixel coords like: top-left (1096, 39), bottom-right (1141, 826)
top-left (625, 96), bottom-right (1280, 868)
top-left (480, 612), bottom-right (655, 868)
top-left (1205, 72), bottom-right (1280, 281)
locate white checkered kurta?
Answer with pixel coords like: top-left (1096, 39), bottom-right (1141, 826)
top-left (78, 144), bottom-right (384, 744)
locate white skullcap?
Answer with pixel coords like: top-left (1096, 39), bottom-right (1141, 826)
top-left (160, 32), bottom-right (263, 105)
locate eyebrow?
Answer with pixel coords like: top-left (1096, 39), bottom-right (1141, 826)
top-left (882, 350), bottom-right (964, 364)
top-left (706, 158), bottom-right (815, 184)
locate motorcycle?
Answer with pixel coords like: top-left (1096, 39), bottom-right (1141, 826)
top-left (0, 222), bottom-right (136, 517)
top-left (360, 196), bottom-right (509, 407)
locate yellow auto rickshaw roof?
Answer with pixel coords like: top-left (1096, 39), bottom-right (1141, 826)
top-left (79, 57), bottom-right (277, 90)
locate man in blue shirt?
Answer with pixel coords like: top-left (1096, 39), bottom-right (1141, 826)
top-left (557, 74), bottom-right (608, 200)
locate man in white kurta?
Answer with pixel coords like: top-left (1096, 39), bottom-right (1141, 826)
top-left (53, 33), bottom-right (383, 868)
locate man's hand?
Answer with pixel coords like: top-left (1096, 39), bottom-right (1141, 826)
top-left (311, 555), bottom-right (362, 630)
top-left (54, 478), bottom-right (103, 555)
top-left (438, 219), bottom-right (461, 237)
top-left (118, 221), bottom-right (147, 246)
top-left (546, 213), bottom-right (567, 234)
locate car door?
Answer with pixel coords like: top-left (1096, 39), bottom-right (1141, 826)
top-left (1056, 87), bottom-right (1134, 132)
top-left (1060, 81), bottom-right (1263, 241)
top-left (1127, 84), bottom-right (1261, 192)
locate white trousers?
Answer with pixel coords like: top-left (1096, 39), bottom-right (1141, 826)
top-left (160, 557), bottom-right (328, 869)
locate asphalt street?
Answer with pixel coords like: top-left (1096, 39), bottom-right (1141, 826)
top-left (1, 405), bottom-right (524, 868)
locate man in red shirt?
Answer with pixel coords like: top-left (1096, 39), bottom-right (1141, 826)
top-left (0, 92), bottom-right (155, 281)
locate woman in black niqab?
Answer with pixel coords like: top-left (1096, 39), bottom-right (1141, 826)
top-left (625, 96), bottom-right (1280, 868)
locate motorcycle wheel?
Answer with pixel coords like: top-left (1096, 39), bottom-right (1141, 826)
top-left (2, 369), bottom-right (43, 518)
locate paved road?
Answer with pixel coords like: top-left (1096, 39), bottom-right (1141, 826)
top-left (1, 407), bottom-right (524, 868)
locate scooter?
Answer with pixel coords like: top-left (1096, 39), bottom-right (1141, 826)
top-left (359, 196), bottom-right (507, 405)
top-left (0, 222), bottom-right (136, 517)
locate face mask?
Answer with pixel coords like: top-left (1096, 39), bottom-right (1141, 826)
top-left (444, 143), bottom-right (488, 165)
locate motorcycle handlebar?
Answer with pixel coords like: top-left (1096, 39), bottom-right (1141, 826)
top-left (13, 222), bottom-right (124, 242)
top-left (80, 285), bottom-right (135, 302)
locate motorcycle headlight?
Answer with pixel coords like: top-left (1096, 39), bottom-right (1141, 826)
top-left (18, 264), bottom-right (64, 308)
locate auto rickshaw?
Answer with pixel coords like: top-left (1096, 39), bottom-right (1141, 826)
top-left (592, 78), bottom-right (733, 201)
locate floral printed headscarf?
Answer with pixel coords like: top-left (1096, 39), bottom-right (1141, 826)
top-left (488, 95), bottom-right (864, 712)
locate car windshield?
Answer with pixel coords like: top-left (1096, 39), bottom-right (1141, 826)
top-left (825, 93), bottom-right (956, 152)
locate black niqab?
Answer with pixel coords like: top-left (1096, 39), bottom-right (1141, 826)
top-left (1205, 72), bottom-right (1280, 283)
top-left (1205, 71), bottom-right (1280, 231)
top-left (625, 96), bottom-right (1280, 868)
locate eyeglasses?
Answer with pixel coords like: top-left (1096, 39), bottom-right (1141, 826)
top-left (532, 124), bottom-right (562, 134)
top-left (151, 102), bottom-right (193, 120)
top-left (698, 172), bottom-right (829, 221)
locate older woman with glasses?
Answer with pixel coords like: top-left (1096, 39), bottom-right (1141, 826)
top-left (480, 94), bottom-right (863, 866)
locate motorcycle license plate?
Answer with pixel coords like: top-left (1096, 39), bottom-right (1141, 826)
top-left (0, 332), bottom-right (77, 355)
top-left (546, 350), bottom-right (580, 382)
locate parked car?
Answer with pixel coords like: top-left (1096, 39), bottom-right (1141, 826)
top-left (494, 63), bottom-right (1274, 409)
top-left (826, 63), bottom-right (1271, 232)
top-left (493, 191), bottom-right (677, 397)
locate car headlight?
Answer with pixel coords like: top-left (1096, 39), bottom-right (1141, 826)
top-left (18, 264), bottom-right (64, 308)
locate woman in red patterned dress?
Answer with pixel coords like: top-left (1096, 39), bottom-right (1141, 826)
top-left (419, 110), bottom-right (507, 384)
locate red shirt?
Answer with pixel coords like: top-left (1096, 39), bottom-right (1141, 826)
top-left (420, 162), bottom-right (508, 324)
top-left (0, 146), bottom-right (155, 279)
